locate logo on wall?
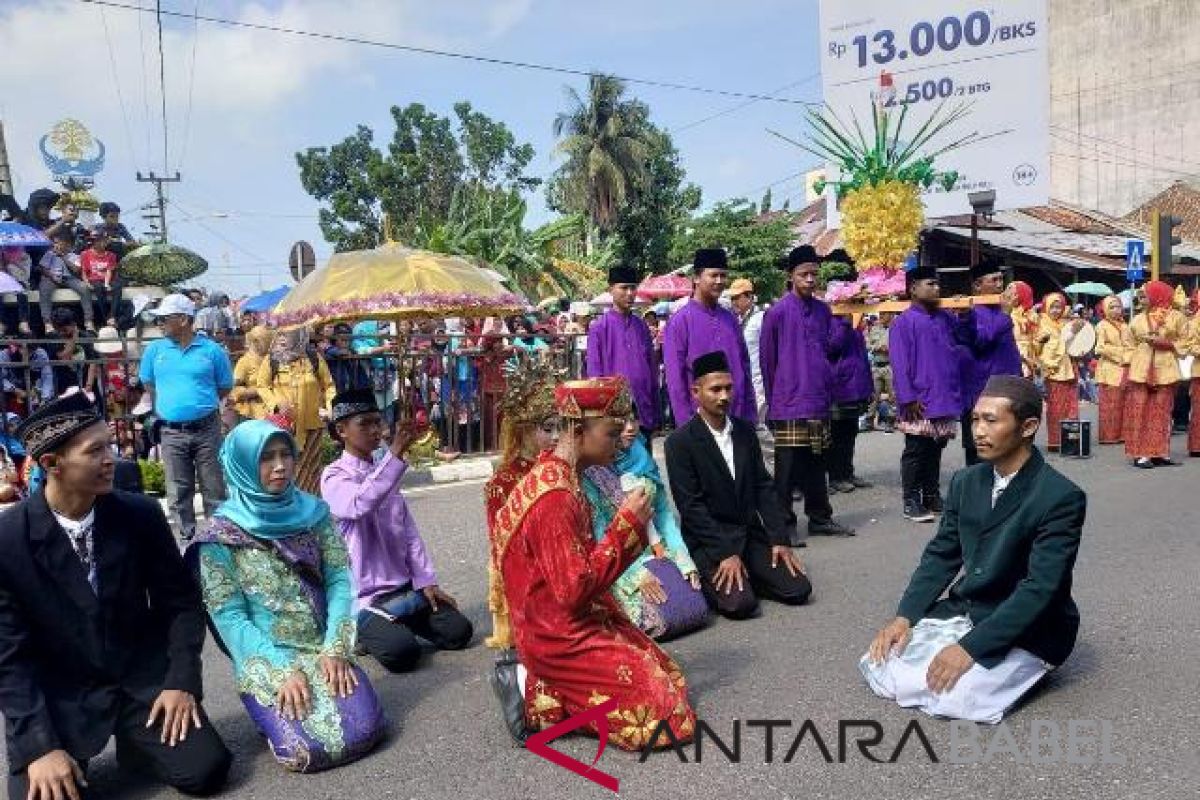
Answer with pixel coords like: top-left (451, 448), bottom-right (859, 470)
top-left (39, 119), bottom-right (106, 188)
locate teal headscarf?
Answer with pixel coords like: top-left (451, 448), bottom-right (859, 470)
top-left (615, 432), bottom-right (658, 479)
top-left (213, 420), bottom-right (329, 539)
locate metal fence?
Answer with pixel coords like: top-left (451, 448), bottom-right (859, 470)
top-left (0, 332), bottom-right (598, 461)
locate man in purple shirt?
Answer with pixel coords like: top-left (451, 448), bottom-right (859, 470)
top-left (890, 266), bottom-right (974, 522)
top-left (761, 245), bottom-right (855, 544)
top-left (586, 265), bottom-right (660, 437)
top-left (958, 262), bottom-right (1022, 465)
top-left (828, 315), bottom-right (875, 492)
top-left (321, 389), bottom-right (473, 673)
top-left (663, 248), bottom-right (757, 427)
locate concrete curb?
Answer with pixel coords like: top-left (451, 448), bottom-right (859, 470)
top-left (398, 456), bottom-right (499, 487)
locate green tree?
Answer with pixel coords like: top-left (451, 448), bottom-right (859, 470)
top-left (670, 200), bottom-right (798, 299)
top-left (609, 124), bottom-right (702, 272)
top-left (550, 74), bottom-right (653, 249)
top-left (296, 103), bottom-right (540, 252)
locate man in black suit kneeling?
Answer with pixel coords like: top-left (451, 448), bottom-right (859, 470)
top-left (861, 375), bottom-right (1086, 724)
top-left (665, 351), bottom-right (811, 619)
top-left (0, 392), bottom-right (231, 799)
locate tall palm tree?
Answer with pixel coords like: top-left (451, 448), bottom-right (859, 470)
top-left (552, 74), bottom-right (652, 249)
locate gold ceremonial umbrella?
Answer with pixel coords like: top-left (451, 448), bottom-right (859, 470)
top-left (270, 242), bottom-right (525, 489)
top-left (270, 242), bottom-right (526, 329)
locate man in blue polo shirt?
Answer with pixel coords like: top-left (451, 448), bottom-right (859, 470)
top-left (139, 293), bottom-right (233, 539)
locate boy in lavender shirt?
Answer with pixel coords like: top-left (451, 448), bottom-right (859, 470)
top-left (321, 388), bottom-right (473, 672)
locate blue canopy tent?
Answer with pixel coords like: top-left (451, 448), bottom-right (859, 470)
top-left (241, 285), bottom-right (290, 314)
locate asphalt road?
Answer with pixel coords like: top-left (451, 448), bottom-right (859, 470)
top-left (20, 404), bottom-right (1198, 799)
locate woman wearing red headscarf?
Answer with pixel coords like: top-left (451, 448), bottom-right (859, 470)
top-left (1037, 292), bottom-right (1081, 451)
top-left (1126, 280), bottom-right (1186, 467)
top-left (1094, 295), bottom-right (1135, 444)
top-left (1006, 280), bottom-right (1040, 378)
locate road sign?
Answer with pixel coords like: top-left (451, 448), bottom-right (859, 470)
top-left (1126, 239), bottom-right (1145, 281)
top-left (289, 240), bottom-right (316, 282)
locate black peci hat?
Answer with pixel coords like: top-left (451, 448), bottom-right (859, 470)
top-left (692, 350), bottom-right (731, 380)
top-left (693, 248), bottom-right (729, 272)
top-left (330, 388), bottom-right (379, 425)
top-left (905, 263), bottom-right (939, 284)
top-left (785, 245), bottom-right (820, 270)
top-left (16, 390), bottom-right (103, 460)
top-left (607, 265), bottom-right (641, 286)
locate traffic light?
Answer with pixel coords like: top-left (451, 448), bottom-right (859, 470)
top-left (1151, 209), bottom-right (1183, 280)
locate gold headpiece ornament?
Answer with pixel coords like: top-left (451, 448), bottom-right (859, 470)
top-left (499, 358), bottom-right (564, 425)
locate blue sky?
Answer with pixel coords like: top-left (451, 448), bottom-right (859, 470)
top-left (1, 0), bottom-right (823, 295)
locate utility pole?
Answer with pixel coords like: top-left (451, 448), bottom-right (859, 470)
top-left (136, 170), bottom-right (181, 243)
top-left (0, 120), bottom-right (13, 197)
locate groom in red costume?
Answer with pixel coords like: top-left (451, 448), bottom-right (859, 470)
top-left (490, 377), bottom-right (696, 750)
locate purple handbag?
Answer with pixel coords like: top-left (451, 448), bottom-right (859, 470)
top-left (639, 558), bottom-right (709, 641)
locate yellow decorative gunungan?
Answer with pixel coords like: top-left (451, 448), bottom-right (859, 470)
top-left (840, 180), bottom-right (924, 270)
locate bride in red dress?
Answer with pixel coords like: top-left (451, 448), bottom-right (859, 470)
top-left (491, 377), bottom-right (695, 751)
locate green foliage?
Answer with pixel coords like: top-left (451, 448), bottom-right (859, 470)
top-left (296, 103), bottom-right (541, 252)
top-left (760, 189), bottom-right (773, 215)
top-left (138, 459), bottom-right (166, 495)
top-left (670, 200), bottom-right (798, 299)
top-left (549, 74), bottom-right (654, 239)
top-left (817, 260), bottom-right (855, 290)
top-left (609, 125), bottom-right (702, 272)
top-left (321, 436), bottom-right (342, 467)
top-left (771, 100), bottom-right (977, 197)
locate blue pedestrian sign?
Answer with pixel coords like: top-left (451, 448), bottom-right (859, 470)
top-left (1126, 239), bottom-right (1146, 281)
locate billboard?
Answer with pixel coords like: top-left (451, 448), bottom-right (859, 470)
top-left (818, 0), bottom-right (1049, 221)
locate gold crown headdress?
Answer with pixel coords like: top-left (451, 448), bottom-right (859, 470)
top-left (499, 357), bottom-right (564, 425)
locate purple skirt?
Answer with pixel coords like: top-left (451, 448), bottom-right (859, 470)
top-left (639, 558), bottom-right (710, 641)
top-left (242, 664), bottom-right (386, 773)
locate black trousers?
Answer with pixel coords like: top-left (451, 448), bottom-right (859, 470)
top-left (8, 696), bottom-right (231, 798)
top-left (774, 445), bottom-right (833, 538)
top-left (357, 605), bottom-right (474, 673)
top-left (961, 410), bottom-right (981, 466)
top-left (827, 417), bottom-right (862, 482)
top-left (900, 434), bottom-right (947, 503)
top-left (699, 533), bottom-right (812, 620)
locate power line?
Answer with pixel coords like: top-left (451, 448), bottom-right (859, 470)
top-left (154, 0), bottom-right (170, 173)
top-left (79, 0), bottom-right (815, 106)
top-left (1049, 145), bottom-right (1200, 181)
top-left (169, 198), bottom-right (269, 263)
top-left (1050, 63), bottom-right (1199, 99)
top-left (1049, 125), bottom-right (1200, 171)
top-left (136, 0), bottom-right (153, 167)
top-left (672, 73), bottom-right (823, 134)
top-left (175, 0), bottom-right (201, 173)
top-left (98, 4), bottom-right (141, 170)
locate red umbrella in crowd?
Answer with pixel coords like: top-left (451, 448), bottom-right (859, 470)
top-left (636, 274), bottom-right (692, 302)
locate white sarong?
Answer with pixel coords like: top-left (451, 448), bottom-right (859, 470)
top-left (859, 616), bottom-right (1051, 725)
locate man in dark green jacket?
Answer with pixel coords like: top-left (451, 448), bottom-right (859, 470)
top-left (861, 375), bottom-right (1085, 723)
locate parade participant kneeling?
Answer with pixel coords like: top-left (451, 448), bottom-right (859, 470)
top-left (194, 420), bottom-right (385, 773)
top-left (861, 375), bottom-right (1085, 724)
top-left (583, 413), bottom-right (709, 641)
top-left (484, 362), bottom-right (561, 650)
top-left (321, 389), bottom-right (474, 672)
top-left (489, 377), bottom-right (695, 749)
top-left (665, 351), bottom-right (811, 620)
top-left (1, 392), bottom-right (231, 799)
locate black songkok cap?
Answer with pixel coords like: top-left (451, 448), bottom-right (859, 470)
top-left (693, 248), bottom-right (728, 272)
top-left (692, 350), bottom-right (731, 380)
top-left (330, 388), bottom-right (379, 425)
top-left (906, 263), bottom-right (939, 284)
top-left (785, 245), bottom-right (820, 270)
top-left (969, 258), bottom-right (1006, 282)
top-left (608, 265), bottom-right (641, 286)
top-left (17, 390), bottom-right (102, 460)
